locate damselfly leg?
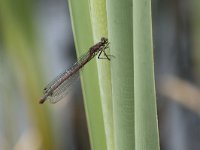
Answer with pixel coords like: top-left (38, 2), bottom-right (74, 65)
top-left (98, 43), bottom-right (111, 60)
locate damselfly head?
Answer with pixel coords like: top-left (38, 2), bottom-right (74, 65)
top-left (101, 37), bottom-right (108, 45)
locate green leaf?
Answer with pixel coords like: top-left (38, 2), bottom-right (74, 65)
top-left (89, 0), bottom-right (114, 150)
top-left (107, 0), bottom-right (134, 149)
top-left (68, 0), bottom-right (107, 150)
top-left (107, 0), bottom-right (160, 149)
top-left (133, 0), bottom-right (160, 149)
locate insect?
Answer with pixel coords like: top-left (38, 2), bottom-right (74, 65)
top-left (39, 37), bottom-right (110, 104)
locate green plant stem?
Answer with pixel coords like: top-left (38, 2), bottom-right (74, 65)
top-left (133, 0), bottom-right (160, 149)
top-left (68, 0), bottom-right (107, 150)
top-left (107, 0), bottom-right (134, 149)
top-left (89, 0), bottom-right (114, 150)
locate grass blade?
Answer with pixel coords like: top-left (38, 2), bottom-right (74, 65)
top-left (107, 0), bottom-right (134, 149)
top-left (68, 0), bottom-right (107, 149)
top-left (89, 0), bottom-right (114, 150)
top-left (133, 0), bottom-right (160, 149)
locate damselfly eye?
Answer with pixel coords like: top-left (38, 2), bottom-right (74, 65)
top-left (101, 37), bottom-right (108, 44)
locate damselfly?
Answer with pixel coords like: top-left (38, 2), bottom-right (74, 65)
top-left (39, 37), bottom-right (110, 104)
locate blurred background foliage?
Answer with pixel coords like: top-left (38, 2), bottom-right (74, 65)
top-left (0, 0), bottom-right (89, 149)
top-left (0, 0), bottom-right (200, 150)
